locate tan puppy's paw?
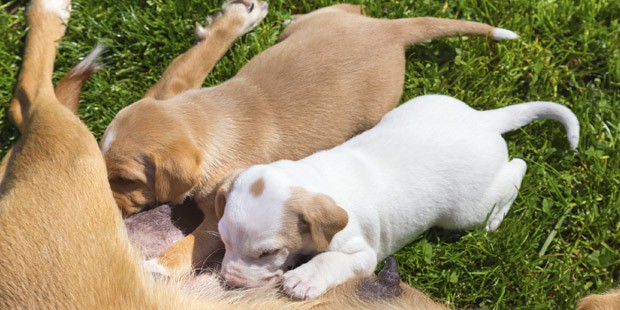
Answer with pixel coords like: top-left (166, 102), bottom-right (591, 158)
top-left (282, 263), bottom-right (327, 300)
top-left (222, 0), bottom-right (269, 35)
top-left (43, 0), bottom-right (72, 25)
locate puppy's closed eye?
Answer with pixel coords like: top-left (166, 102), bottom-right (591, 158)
top-left (110, 177), bottom-right (135, 185)
top-left (259, 249), bottom-right (280, 259)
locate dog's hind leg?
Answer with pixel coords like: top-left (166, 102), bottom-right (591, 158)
top-left (484, 158), bottom-right (527, 231)
top-left (382, 17), bottom-right (519, 47)
top-left (8, 0), bottom-right (72, 131)
top-left (143, 0), bottom-right (268, 100)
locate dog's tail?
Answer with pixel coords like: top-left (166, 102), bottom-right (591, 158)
top-left (481, 101), bottom-right (580, 150)
top-left (54, 44), bottom-right (104, 114)
top-left (387, 17), bottom-right (518, 46)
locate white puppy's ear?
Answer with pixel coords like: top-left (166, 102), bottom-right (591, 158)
top-left (152, 140), bottom-right (202, 203)
top-left (294, 193), bottom-right (348, 251)
top-left (215, 169), bottom-right (243, 219)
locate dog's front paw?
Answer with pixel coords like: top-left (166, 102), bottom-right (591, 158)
top-left (222, 0), bottom-right (268, 35)
top-left (282, 264), bottom-right (328, 300)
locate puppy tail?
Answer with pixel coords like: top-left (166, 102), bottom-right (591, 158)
top-left (55, 43), bottom-right (105, 114)
top-left (388, 17), bottom-right (518, 46)
top-left (481, 101), bottom-right (580, 150)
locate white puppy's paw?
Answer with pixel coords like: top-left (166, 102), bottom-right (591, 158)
top-left (43, 0), bottom-right (72, 25)
top-left (143, 259), bottom-right (170, 276)
top-left (222, 0), bottom-right (269, 35)
top-left (282, 264), bottom-right (328, 300)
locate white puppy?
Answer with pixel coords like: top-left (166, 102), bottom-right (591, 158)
top-left (214, 94), bottom-right (580, 300)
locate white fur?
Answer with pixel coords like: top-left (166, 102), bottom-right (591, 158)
top-left (43, 0), bottom-right (71, 25)
top-left (218, 94), bottom-right (579, 299)
top-left (492, 28), bottom-right (520, 40)
top-left (101, 127), bottom-right (115, 153)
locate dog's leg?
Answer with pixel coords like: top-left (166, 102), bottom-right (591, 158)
top-left (485, 158), bottom-right (527, 231)
top-left (2, 0), bottom-right (72, 186)
top-left (53, 44), bottom-right (104, 114)
top-left (282, 249), bottom-right (377, 300)
top-left (150, 203), bottom-right (223, 274)
top-left (384, 17), bottom-right (518, 46)
top-left (8, 0), bottom-right (71, 131)
top-left (143, 0), bottom-right (268, 100)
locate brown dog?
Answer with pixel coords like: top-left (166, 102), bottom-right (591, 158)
top-left (0, 1), bottom-right (449, 308)
top-left (103, 1), bottom-right (518, 274)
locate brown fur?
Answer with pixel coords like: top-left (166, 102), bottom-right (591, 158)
top-left (577, 288), bottom-right (620, 310)
top-left (103, 1), bottom-right (512, 273)
top-left (0, 1), bottom-right (453, 308)
top-left (286, 188), bottom-right (349, 252)
top-left (250, 177), bottom-right (266, 197)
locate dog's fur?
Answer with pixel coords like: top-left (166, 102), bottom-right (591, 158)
top-left (0, 1), bottom-right (452, 308)
top-left (106, 1), bottom-right (519, 274)
top-left (214, 94), bottom-right (579, 299)
top-left (577, 288), bottom-right (620, 310)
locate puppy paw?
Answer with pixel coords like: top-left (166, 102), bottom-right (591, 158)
top-left (222, 0), bottom-right (268, 35)
top-left (282, 264), bottom-right (328, 300)
top-left (43, 0), bottom-right (72, 25)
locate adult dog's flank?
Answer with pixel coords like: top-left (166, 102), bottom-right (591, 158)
top-left (215, 95), bottom-right (579, 299)
top-left (0, 0), bottom-right (448, 308)
top-left (105, 1), bottom-right (519, 273)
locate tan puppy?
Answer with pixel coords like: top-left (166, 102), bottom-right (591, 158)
top-left (577, 288), bottom-right (620, 310)
top-left (103, 1), bottom-right (518, 274)
top-left (0, 1), bottom-right (447, 308)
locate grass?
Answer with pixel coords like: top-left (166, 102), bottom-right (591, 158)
top-left (1, 0), bottom-right (618, 308)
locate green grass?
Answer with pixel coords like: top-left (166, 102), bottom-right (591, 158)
top-left (1, 0), bottom-right (618, 308)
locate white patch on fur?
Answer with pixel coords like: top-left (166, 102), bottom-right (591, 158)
top-left (70, 43), bottom-right (104, 77)
top-left (492, 28), bottom-right (519, 40)
top-left (43, 0), bottom-right (72, 25)
top-left (144, 259), bottom-right (169, 276)
top-left (101, 127), bottom-right (116, 153)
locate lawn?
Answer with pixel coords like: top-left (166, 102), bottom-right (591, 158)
top-left (1, 0), bottom-right (618, 308)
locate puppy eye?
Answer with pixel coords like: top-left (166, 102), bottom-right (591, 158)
top-left (259, 249), bottom-right (279, 258)
top-left (110, 177), bottom-right (135, 185)
top-left (247, 2), bottom-right (254, 12)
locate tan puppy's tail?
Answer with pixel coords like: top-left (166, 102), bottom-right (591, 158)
top-left (54, 44), bottom-right (104, 114)
top-left (8, 0), bottom-right (72, 131)
top-left (387, 17), bottom-right (518, 46)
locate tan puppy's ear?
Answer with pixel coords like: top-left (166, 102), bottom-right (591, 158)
top-left (152, 141), bottom-right (202, 203)
top-left (296, 193), bottom-right (348, 251)
top-left (214, 169), bottom-right (243, 219)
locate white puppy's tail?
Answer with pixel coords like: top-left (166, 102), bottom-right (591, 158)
top-left (482, 102), bottom-right (580, 150)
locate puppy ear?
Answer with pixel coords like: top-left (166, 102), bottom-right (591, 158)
top-left (152, 141), bottom-right (202, 203)
top-left (296, 193), bottom-right (348, 252)
top-left (214, 169), bottom-right (243, 219)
